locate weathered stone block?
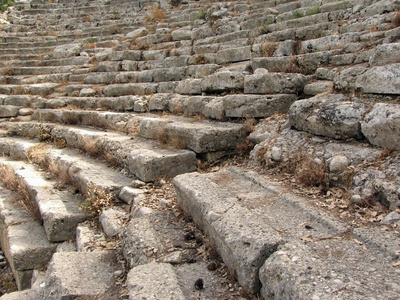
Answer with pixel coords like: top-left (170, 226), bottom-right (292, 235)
top-left (127, 263), bottom-right (185, 300)
top-left (355, 63), bottom-right (400, 94)
top-left (223, 94), bottom-right (296, 118)
top-left (42, 252), bottom-right (119, 298)
top-left (175, 79), bottom-right (202, 95)
top-left (361, 103), bottom-right (400, 150)
top-left (201, 71), bottom-right (244, 92)
top-left (244, 69), bottom-right (308, 94)
top-left (289, 94), bottom-right (367, 140)
top-left (216, 46), bottom-right (252, 64)
top-left (128, 148), bottom-right (196, 182)
top-left (0, 105), bottom-right (19, 118)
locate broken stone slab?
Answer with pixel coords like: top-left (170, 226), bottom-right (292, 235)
top-left (127, 263), bottom-right (185, 300)
top-left (76, 223), bottom-right (106, 252)
top-left (120, 217), bottom-right (162, 268)
top-left (223, 94), bottom-right (297, 118)
top-left (0, 157), bottom-right (87, 242)
top-left (244, 70), bottom-right (308, 94)
top-left (0, 105), bottom-right (19, 118)
top-left (0, 289), bottom-right (41, 300)
top-left (259, 238), bottom-right (400, 300)
top-left (361, 103), bottom-right (400, 150)
top-left (99, 207), bottom-right (128, 238)
top-left (163, 120), bottom-right (245, 153)
top-left (128, 148), bottom-right (196, 182)
top-left (119, 186), bottom-right (146, 205)
top-left (289, 93), bottom-right (367, 140)
top-left (0, 184), bottom-right (57, 290)
top-left (41, 251), bottom-right (120, 299)
top-left (173, 172), bottom-right (282, 293)
top-left (355, 63), bottom-right (400, 94)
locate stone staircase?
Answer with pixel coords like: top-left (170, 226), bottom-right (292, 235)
top-left (0, 0), bottom-right (399, 298)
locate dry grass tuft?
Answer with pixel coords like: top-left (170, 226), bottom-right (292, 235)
top-left (0, 165), bottom-right (41, 222)
top-left (242, 118), bottom-right (256, 134)
top-left (145, 5), bottom-right (165, 22)
top-left (237, 139), bottom-right (255, 157)
top-left (392, 12), bottom-right (400, 27)
top-left (156, 127), bottom-right (169, 145)
top-left (295, 155), bottom-right (327, 187)
top-left (261, 41), bottom-right (278, 57)
top-left (27, 144), bottom-right (50, 167)
top-left (80, 181), bottom-right (115, 218)
top-left (194, 54), bottom-right (209, 64)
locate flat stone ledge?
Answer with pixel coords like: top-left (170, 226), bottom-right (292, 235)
top-left (127, 263), bottom-right (185, 300)
top-left (173, 172), bottom-right (282, 293)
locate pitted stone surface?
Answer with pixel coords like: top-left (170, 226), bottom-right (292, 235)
top-left (289, 94), bottom-right (367, 140)
top-left (127, 263), bottom-right (185, 300)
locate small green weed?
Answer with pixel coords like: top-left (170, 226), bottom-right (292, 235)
top-left (307, 6), bottom-right (320, 15)
top-left (197, 11), bottom-right (207, 20)
top-left (292, 10), bottom-right (303, 18)
top-left (0, 0), bottom-right (14, 12)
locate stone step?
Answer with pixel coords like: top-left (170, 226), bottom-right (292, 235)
top-left (173, 167), bottom-right (349, 293)
top-left (0, 158), bottom-right (86, 242)
top-left (40, 251), bottom-right (121, 298)
top-left (0, 56), bottom-right (91, 68)
top-left (0, 183), bottom-right (57, 290)
top-left (127, 263), bottom-right (186, 299)
top-left (33, 108), bottom-right (247, 156)
top-left (1, 122), bottom-right (197, 182)
top-left (0, 83), bottom-right (59, 97)
top-left (0, 135), bottom-right (133, 195)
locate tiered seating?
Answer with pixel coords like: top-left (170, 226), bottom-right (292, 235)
top-left (0, 0), bottom-right (399, 298)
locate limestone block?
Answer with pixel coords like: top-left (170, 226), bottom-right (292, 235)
top-left (173, 173), bottom-right (282, 293)
top-left (148, 93), bottom-right (175, 111)
top-left (126, 27), bottom-right (148, 39)
top-left (94, 49), bottom-right (112, 61)
top-left (201, 71), bottom-right (244, 92)
top-left (4, 95), bottom-right (31, 106)
top-left (128, 148), bottom-right (196, 182)
top-left (216, 46), bottom-right (252, 64)
top-left (119, 186), bottom-right (146, 205)
top-left (42, 252), bottom-right (119, 298)
top-left (53, 43), bottom-right (81, 59)
top-left (127, 263), bottom-right (185, 300)
top-left (123, 50), bottom-right (142, 61)
top-left (223, 94), bottom-right (296, 118)
top-left (289, 94), bottom-right (367, 140)
top-left (251, 57), bottom-right (300, 73)
top-left (355, 63), bottom-right (400, 94)
top-left (244, 69), bottom-right (308, 94)
top-left (175, 79), bottom-right (202, 95)
top-left (103, 83), bottom-right (157, 96)
top-left (84, 72), bottom-right (116, 84)
top-left (334, 65), bottom-right (367, 90)
top-left (304, 81), bottom-right (333, 95)
top-left (115, 71), bottom-right (139, 83)
top-left (139, 117), bottom-right (172, 140)
top-left (152, 67), bottom-right (186, 82)
top-left (99, 207), bottom-right (127, 237)
top-left (97, 61), bottom-right (121, 72)
top-left (0, 105), bottom-right (19, 117)
top-left (361, 103), bottom-right (400, 150)
top-left (163, 121), bottom-right (245, 153)
top-left (172, 29), bottom-right (192, 41)
top-left (120, 218), bottom-right (161, 268)
top-left (79, 88), bottom-right (96, 97)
